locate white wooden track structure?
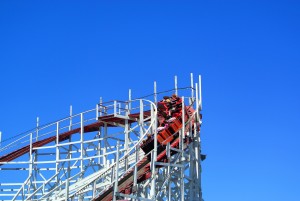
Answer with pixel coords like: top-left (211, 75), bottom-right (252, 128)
top-left (0, 74), bottom-right (204, 201)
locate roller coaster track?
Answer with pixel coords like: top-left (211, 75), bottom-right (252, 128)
top-left (0, 112), bottom-right (149, 166)
top-left (92, 104), bottom-right (197, 201)
top-left (77, 109), bottom-right (194, 201)
top-left (0, 75), bottom-right (203, 201)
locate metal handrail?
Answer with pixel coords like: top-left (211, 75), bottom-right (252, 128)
top-left (71, 99), bottom-right (157, 198)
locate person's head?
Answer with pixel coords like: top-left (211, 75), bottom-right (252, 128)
top-left (172, 94), bottom-right (177, 99)
top-left (163, 96), bottom-right (169, 101)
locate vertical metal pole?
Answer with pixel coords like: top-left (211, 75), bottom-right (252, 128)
top-left (127, 89), bottom-right (132, 171)
top-left (98, 98), bottom-right (103, 167)
top-left (69, 105), bottom-right (73, 130)
top-left (198, 75), bottom-right (203, 200)
top-left (96, 99), bottom-right (101, 167)
top-left (65, 177), bottom-right (69, 201)
top-left (79, 113), bottom-right (84, 201)
top-left (195, 83), bottom-right (200, 126)
top-left (154, 103), bottom-right (157, 167)
top-left (34, 117), bottom-right (39, 193)
top-left (98, 127), bottom-right (102, 168)
top-left (29, 132), bottom-right (33, 176)
top-left (96, 104), bottom-right (99, 120)
top-left (36, 117), bottom-right (39, 141)
top-left (199, 75), bottom-right (202, 111)
top-left (114, 101), bottom-right (117, 116)
top-left (129, 89), bottom-right (132, 111)
top-left (195, 82), bottom-right (201, 199)
top-left (113, 141), bottom-right (120, 201)
top-left (150, 103), bottom-right (157, 199)
top-left (133, 145), bottom-right (139, 198)
top-left (56, 122), bottom-right (60, 183)
top-left (139, 100), bottom-right (144, 138)
top-left (189, 142), bottom-right (195, 200)
top-left (175, 75), bottom-right (178, 95)
top-left (104, 123), bottom-right (108, 168)
top-left (191, 73), bottom-right (194, 101)
top-left (29, 132), bottom-right (34, 199)
top-left (124, 103), bottom-right (129, 171)
top-left (167, 143), bottom-right (171, 201)
top-left (67, 105), bottom-right (72, 198)
top-left (181, 96), bottom-right (185, 200)
top-left (181, 97), bottom-right (185, 141)
top-left (154, 81), bottom-right (157, 104)
top-left (80, 113), bottom-right (84, 172)
top-left (99, 97), bottom-right (103, 116)
top-left (191, 83), bottom-right (199, 200)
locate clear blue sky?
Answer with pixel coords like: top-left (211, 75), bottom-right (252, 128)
top-left (0, 1), bottom-right (299, 200)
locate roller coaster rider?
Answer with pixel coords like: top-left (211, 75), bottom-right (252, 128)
top-left (145, 95), bottom-right (183, 140)
top-left (170, 94), bottom-right (182, 117)
top-left (157, 95), bottom-right (183, 129)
